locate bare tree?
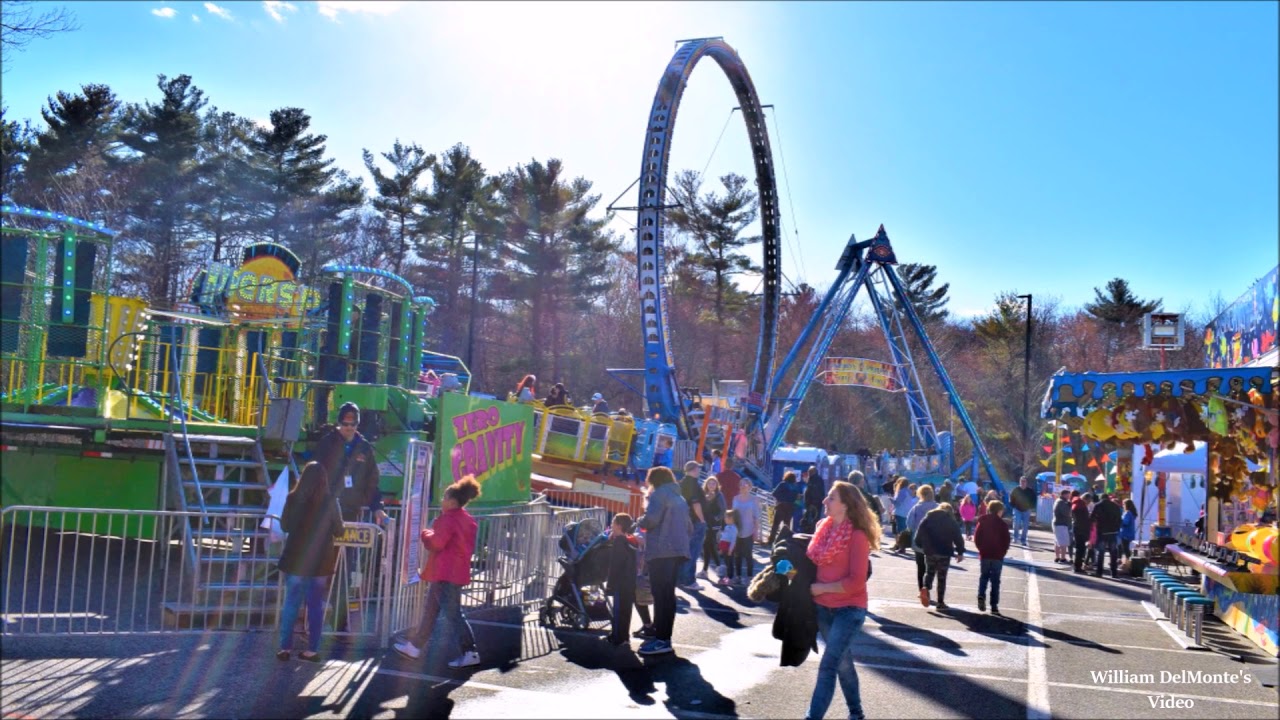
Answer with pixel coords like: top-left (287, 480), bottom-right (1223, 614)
top-left (1, 2), bottom-right (78, 58)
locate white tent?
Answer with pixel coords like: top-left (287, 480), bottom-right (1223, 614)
top-left (1145, 441), bottom-right (1263, 474)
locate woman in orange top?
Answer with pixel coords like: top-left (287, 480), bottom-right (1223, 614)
top-left (805, 480), bottom-right (881, 720)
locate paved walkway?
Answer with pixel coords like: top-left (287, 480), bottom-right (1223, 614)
top-left (3, 527), bottom-right (1277, 718)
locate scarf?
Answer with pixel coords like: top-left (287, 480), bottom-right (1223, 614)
top-left (807, 516), bottom-right (854, 567)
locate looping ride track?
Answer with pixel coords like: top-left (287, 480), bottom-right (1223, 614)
top-left (635, 38), bottom-right (781, 438)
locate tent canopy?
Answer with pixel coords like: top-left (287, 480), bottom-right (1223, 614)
top-left (1144, 441), bottom-right (1264, 474)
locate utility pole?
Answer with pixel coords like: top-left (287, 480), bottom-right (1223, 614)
top-left (1017, 294), bottom-right (1033, 473)
top-left (466, 231), bottom-right (480, 369)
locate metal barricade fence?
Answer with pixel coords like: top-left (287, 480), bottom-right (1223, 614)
top-left (381, 502), bottom-right (607, 644)
top-left (0, 505), bottom-right (391, 640)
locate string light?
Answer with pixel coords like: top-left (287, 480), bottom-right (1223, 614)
top-left (1, 204), bottom-right (119, 237)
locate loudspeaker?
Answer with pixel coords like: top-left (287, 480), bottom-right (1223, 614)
top-left (317, 282), bottom-right (347, 383)
top-left (0, 237), bottom-right (29, 353)
top-left (356, 293), bottom-right (382, 385)
top-left (46, 240), bottom-right (97, 357)
top-left (386, 302), bottom-right (403, 387)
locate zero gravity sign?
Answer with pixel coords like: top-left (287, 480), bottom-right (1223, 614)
top-left (435, 393), bottom-right (534, 504)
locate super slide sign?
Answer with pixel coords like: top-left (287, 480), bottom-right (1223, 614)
top-left (818, 357), bottom-right (903, 391)
top-left (436, 393), bottom-right (534, 504)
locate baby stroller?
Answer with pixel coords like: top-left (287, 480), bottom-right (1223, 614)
top-left (539, 518), bottom-right (612, 630)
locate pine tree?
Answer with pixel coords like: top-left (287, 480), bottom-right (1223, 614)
top-left (362, 139), bottom-right (433, 276)
top-left (115, 74), bottom-right (208, 304)
top-left (896, 262), bottom-right (950, 323)
top-left (490, 158), bottom-right (617, 381)
top-left (0, 107), bottom-right (35, 201)
top-left (246, 107), bottom-right (362, 278)
top-left (1084, 277), bottom-right (1161, 369)
top-left (417, 143), bottom-right (495, 357)
top-left (666, 170), bottom-right (760, 381)
top-left (21, 83), bottom-right (125, 225)
top-left (193, 109), bottom-right (257, 263)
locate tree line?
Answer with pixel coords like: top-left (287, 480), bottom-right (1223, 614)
top-left (1, 73), bottom-right (1213, 484)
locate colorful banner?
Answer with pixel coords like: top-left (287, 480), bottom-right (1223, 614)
top-left (818, 357), bottom-right (902, 391)
top-left (400, 440), bottom-right (433, 585)
top-left (1205, 265), bottom-right (1278, 368)
top-left (435, 393), bottom-right (534, 504)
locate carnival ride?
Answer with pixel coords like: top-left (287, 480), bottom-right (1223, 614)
top-left (607, 37), bottom-right (1004, 493)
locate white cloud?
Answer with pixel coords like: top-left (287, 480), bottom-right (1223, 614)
top-left (192, 14), bottom-right (201, 23)
top-left (316, 1), bottom-right (404, 21)
top-left (151, 7), bottom-right (177, 19)
top-left (204, 2), bottom-right (233, 20)
top-left (264, 1), bottom-right (298, 22)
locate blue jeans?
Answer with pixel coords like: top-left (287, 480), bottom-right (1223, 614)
top-left (978, 558), bottom-right (1004, 607)
top-left (409, 581), bottom-right (476, 659)
top-left (807, 605), bottom-right (867, 720)
top-left (279, 574), bottom-right (327, 653)
top-left (1012, 509), bottom-right (1030, 544)
top-left (681, 521), bottom-right (707, 585)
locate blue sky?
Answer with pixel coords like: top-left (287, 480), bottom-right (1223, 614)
top-left (2, 1), bottom-right (1276, 321)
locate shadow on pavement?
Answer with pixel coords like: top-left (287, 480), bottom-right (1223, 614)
top-left (870, 613), bottom-right (969, 655)
top-left (859, 631), bottom-right (1025, 719)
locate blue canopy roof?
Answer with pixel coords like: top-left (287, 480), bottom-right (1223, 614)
top-left (1040, 366), bottom-right (1276, 417)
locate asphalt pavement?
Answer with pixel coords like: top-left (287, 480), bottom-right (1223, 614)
top-left (3, 526), bottom-right (1278, 719)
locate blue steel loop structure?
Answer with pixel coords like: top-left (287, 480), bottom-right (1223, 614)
top-left (635, 38), bottom-right (781, 438)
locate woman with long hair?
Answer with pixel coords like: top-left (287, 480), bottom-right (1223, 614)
top-left (514, 374), bottom-right (537, 403)
top-left (805, 480), bottom-right (881, 720)
top-left (277, 462), bottom-right (345, 662)
top-left (700, 476), bottom-right (727, 575)
top-left (636, 466), bottom-right (691, 656)
top-left (394, 475), bottom-right (483, 669)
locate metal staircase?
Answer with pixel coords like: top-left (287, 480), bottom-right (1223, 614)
top-left (161, 432), bottom-right (279, 629)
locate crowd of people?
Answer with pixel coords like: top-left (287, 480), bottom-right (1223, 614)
top-left (269, 401), bottom-right (1092, 718)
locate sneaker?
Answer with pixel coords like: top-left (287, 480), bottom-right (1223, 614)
top-left (696, 570), bottom-right (709, 580)
top-left (448, 650), bottom-right (481, 669)
top-left (919, 588), bottom-right (930, 607)
top-left (990, 606), bottom-right (1000, 615)
top-left (679, 582), bottom-right (701, 592)
top-left (977, 596), bottom-right (986, 612)
top-left (935, 601), bottom-right (950, 611)
top-left (718, 576), bottom-right (731, 587)
top-left (393, 640), bottom-right (421, 660)
top-left (633, 625), bottom-right (656, 639)
top-left (637, 639), bottom-right (673, 656)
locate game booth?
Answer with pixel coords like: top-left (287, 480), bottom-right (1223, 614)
top-left (1040, 274), bottom-right (1278, 657)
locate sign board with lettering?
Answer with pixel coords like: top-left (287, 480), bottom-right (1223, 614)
top-left (400, 440), bottom-right (433, 585)
top-left (188, 243), bottom-right (323, 318)
top-left (1142, 312), bottom-right (1185, 350)
top-left (435, 393), bottom-right (534, 504)
top-left (335, 524), bottom-right (377, 548)
top-left (818, 357), bottom-right (904, 391)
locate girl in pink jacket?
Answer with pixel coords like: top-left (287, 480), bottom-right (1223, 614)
top-left (394, 475), bottom-right (482, 669)
top-left (959, 495), bottom-right (977, 540)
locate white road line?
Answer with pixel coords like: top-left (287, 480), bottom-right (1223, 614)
top-left (1023, 548), bottom-right (1051, 720)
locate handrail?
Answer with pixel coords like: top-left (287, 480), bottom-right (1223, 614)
top-left (168, 341), bottom-right (207, 517)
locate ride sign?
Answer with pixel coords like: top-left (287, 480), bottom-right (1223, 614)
top-left (818, 357), bottom-right (903, 391)
top-left (436, 393), bottom-right (534, 503)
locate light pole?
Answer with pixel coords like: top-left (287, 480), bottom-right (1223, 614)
top-left (1017, 294), bottom-right (1032, 473)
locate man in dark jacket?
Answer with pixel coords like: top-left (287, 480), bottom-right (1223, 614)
top-left (973, 499), bottom-right (1011, 614)
top-left (1008, 476), bottom-right (1036, 546)
top-left (801, 467), bottom-right (825, 532)
top-left (312, 402), bottom-right (386, 524)
top-left (1090, 493), bottom-right (1124, 578)
top-left (310, 402), bottom-right (385, 634)
top-left (1070, 491), bottom-right (1092, 574)
top-left (768, 471), bottom-right (801, 545)
top-left (915, 504), bottom-right (965, 610)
